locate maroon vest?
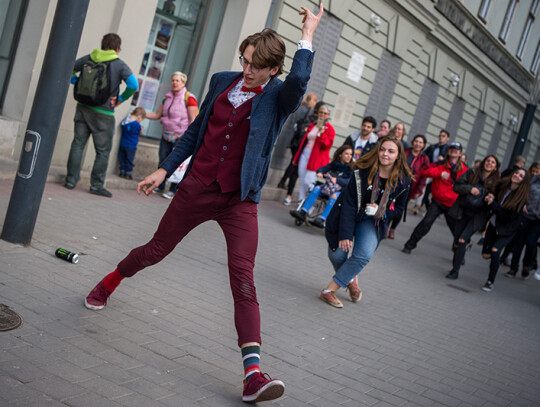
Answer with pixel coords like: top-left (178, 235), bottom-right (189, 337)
top-left (191, 79), bottom-right (252, 193)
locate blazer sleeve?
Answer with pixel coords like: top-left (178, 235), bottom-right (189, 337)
top-left (276, 49), bottom-right (313, 116)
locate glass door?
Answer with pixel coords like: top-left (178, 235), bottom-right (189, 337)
top-left (132, 0), bottom-right (206, 140)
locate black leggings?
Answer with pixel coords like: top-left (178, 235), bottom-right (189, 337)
top-left (404, 200), bottom-right (455, 250)
top-left (451, 214), bottom-right (476, 273)
top-left (482, 223), bottom-right (515, 283)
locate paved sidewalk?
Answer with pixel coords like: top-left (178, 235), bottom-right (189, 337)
top-left (0, 179), bottom-right (539, 406)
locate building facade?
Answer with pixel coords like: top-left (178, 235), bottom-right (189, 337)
top-left (0, 0), bottom-right (539, 186)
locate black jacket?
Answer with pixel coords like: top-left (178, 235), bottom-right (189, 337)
top-left (488, 182), bottom-right (524, 237)
top-left (449, 168), bottom-right (497, 232)
top-left (325, 168), bottom-right (411, 250)
top-left (316, 162), bottom-right (353, 189)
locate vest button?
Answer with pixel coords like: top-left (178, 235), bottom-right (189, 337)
top-left (220, 158), bottom-right (224, 162)
top-left (232, 111), bottom-right (236, 115)
top-left (223, 146), bottom-right (227, 151)
top-left (228, 122), bottom-right (233, 127)
top-left (226, 135), bottom-right (230, 139)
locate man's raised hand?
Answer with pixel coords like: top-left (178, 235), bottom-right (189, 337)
top-left (299, 3), bottom-right (324, 42)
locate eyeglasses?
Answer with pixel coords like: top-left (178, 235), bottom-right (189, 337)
top-left (239, 55), bottom-right (262, 73)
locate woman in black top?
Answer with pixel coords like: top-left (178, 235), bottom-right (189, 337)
top-left (481, 168), bottom-right (530, 292)
top-left (446, 155), bottom-right (500, 279)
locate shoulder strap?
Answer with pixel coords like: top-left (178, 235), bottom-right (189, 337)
top-left (354, 170), bottom-right (362, 213)
top-left (184, 91), bottom-right (199, 115)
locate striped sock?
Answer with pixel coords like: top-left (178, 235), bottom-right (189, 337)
top-left (241, 345), bottom-right (261, 383)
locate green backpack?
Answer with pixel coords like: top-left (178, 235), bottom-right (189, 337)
top-left (73, 59), bottom-right (111, 106)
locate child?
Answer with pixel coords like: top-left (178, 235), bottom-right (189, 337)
top-left (118, 107), bottom-right (146, 179)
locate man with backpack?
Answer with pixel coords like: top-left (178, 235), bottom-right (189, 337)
top-left (65, 33), bottom-right (138, 197)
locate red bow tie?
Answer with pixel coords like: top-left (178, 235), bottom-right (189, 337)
top-left (241, 85), bottom-right (263, 94)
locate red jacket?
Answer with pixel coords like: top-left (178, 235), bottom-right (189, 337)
top-left (405, 148), bottom-right (430, 199)
top-left (293, 121), bottom-right (335, 171)
top-left (421, 160), bottom-right (468, 207)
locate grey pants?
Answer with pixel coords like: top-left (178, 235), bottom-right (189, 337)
top-left (66, 104), bottom-right (115, 189)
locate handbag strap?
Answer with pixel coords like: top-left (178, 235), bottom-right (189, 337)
top-left (354, 170), bottom-right (362, 213)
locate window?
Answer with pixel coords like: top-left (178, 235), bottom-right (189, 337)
top-left (517, 0), bottom-right (539, 60)
top-left (478, 0), bottom-right (493, 22)
top-left (532, 41), bottom-right (540, 75)
top-left (499, 0), bottom-right (518, 43)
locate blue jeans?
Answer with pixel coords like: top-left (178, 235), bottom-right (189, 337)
top-left (301, 185), bottom-right (322, 211)
top-left (302, 186), bottom-right (339, 220)
top-left (118, 146), bottom-right (137, 173)
top-left (327, 218), bottom-right (379, 287)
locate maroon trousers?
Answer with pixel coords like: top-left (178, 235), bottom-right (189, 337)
top-left (117, 173), bottom-right (261, 346)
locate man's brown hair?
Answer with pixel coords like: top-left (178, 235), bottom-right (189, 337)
top-left (239, 28), bottom-right (286, 76)
top-left (101, 33), bottom-right (122, 51)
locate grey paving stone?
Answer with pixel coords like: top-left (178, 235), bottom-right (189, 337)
top-left (26, 375), bottom-right (87, 400)
top-left (121, 377), bottom-right (176, 400)
top-left (40, 360), bottom-right (97, 383)
top-left (1, 181), bottom-right (540, 406)
top-left (113, 392), bottom-right (169, 407)
top-left (0, 359), bottom-right (49, 383)
top-left (63, 391), bottom-right (125, 407)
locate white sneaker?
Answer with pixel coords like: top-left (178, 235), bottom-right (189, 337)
top-left (283, 197), bottom-right (291, 206)
top-left (533, 269), bottom-right (540, 280)
top-left (162, 191), bottom-right (175, 199)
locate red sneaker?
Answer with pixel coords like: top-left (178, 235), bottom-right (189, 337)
top-left (346, 277), bottom-right (362, 303)
top-left (84, 279), bottom-right (112, 310)
top-left (242, 372), bottom-right (284, 403)
top-left (319, 290), bottom-right (343, 308)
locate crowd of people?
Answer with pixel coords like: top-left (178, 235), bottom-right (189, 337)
top-left (68, 3), bottom-right (537, 403)
top-left (279, 108), bottom-right (540, 301)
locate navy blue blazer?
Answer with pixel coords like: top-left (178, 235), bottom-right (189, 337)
top-left (160, 48), bottom-right (314, 202)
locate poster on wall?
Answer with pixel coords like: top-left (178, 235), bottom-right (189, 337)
top-left (147, 50), bottom-right (166, 80)
top-left (332, 92), bottom-right (356, 129)
top-left (347, 51), bottom-right (366, 83)
top-left (139, 81), bottom-right (159, 112)
top-left (155, 20), bottom-right (173, 50)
